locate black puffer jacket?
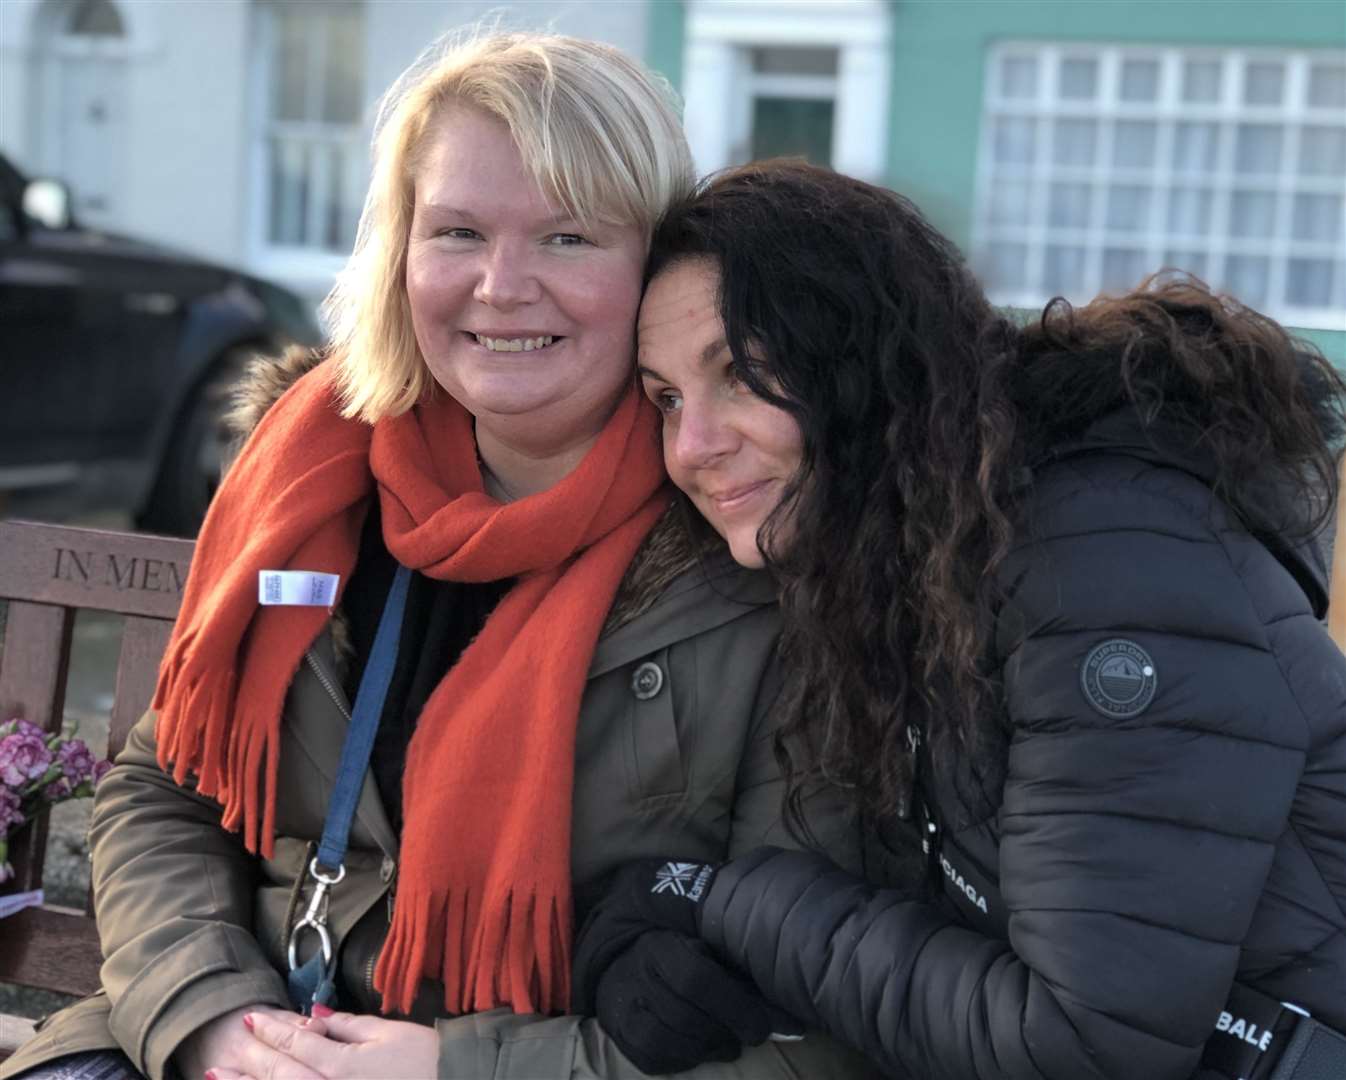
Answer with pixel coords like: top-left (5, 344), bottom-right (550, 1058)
top-left (700, 408), bottom-right (1346, 1080)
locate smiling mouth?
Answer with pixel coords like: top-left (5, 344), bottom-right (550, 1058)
top-left (710, 480), bottom-right (774, 512)
top-left (468, 332), bottom-right (563, 353)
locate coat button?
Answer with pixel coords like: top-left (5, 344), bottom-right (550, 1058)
top-left (380, 855), bottom-right (396, 883)
top-left (631, 661), bottom-right (664, 700)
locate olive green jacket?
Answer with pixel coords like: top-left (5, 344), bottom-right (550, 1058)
top-left (2, 547), bottom-right (875, 1080)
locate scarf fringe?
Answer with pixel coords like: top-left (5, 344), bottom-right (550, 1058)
top-left (374, 882), bottom-right (571, 1017)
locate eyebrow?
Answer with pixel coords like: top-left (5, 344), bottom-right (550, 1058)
top-left (637, 337), bottom-right (729, 384)
top-left (419, 204), bottom-right (583, 227)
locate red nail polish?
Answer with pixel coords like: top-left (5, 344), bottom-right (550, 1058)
top-left (242, 1013), bottom-right (255, 1031)
top-left (205, 1071), bottom-right (219, 1080)
top-left (311, 1002), bottom-right (334, 1018)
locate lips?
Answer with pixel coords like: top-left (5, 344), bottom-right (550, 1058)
top-left (708, 479), bottom-right (774, 513)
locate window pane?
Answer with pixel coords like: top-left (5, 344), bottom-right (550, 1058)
top-left (1168, 187), bottom-right (1213, 234)
top-left (1102, 249), bottom-right (1146, 290)
top-left (322, 5), bottom-right (363, 124)
top-left (68, 0), bottom-right (125, 36)
top-left (1286, 258), bottom-right (1334, 306)
top-left (1163, 251), bottom-right (1208, 280)
top-left (1243, 62), bottom-right (1284, 105)
top-left (752, 47), bottom-right (838, 76)
top-left (1308, 64), bottom-right (1346, 108)
top-left (1113, 120), bottom-right (1157, 167)
top-left (1234, 124), bottom-right (1282, 173)
top-left (989, 180), bottom-right (1033, 226)
top-left (1292, 193), bottom-right (1343, 241)
top-left (993, 117), bottom-right (1036, 164)
top-left (751, 97), bottom-right (835, 165)
top-left (1048, 182), bottom-right (1092, 228)
top-left (273, 8), bottom-right (309, 122)
top-left (999, 56), bottom-right (1038, 99)
top-left (1173, 122), bottom-right (1220, 172)
top-left (981, 242), bottom-right (1030, 292)
top-left (1225, 255), bottom-right (1270, 306)
top-left (1183, 59), bottom-right (1222, 103)
top-left (1120, 59), bottom-right (1159, 102)
top-left (1053, 119), bottom-right (1097, 166)
top-left (1106, 186), bottom-right (1150, 231)
top-left (1230, 191), bottom-right (1277, 238)
top-left (1044, 245), bottom-right (1086, 293)
top-left (268, 137), bottom-right (310, 246)
top-left (1060, 58), bottom-right (1098, 100)
top-left (1299, 126), bottom-right (1346, 176)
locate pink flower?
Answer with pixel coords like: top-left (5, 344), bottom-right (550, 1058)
top-left (92, 759), bottom-right (113, 784)
top-left (57, 739), bottom-right (97, 786)
top-left (45, 777), bottom-right (73, 800)
top-left (3, 718), bottom-right (46, 742)
top-left (0, 731), bottom-right (52, 787)
top-left (0, 786), bottom-right (24, 835)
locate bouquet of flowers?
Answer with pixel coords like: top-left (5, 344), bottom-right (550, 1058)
top-left (0, 715), bottom-right (111, 886)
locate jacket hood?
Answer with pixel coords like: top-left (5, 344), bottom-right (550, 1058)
top-left (225, 347), bottom-right (712, 636)
top-left (1040, 403), bottom-right (1333, 617)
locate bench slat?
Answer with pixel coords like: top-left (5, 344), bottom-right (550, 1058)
top-left (1, 601), bottom-right (75, 894)
top-left (0, 521), bottom-right (190, 620)
top-left (111, 616), bottom-right (173, 759)
top-left (0, 904), bottom-right (102, 997)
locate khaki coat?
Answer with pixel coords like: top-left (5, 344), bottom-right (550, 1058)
top-left (2, 548), bottom-right (877, 1080)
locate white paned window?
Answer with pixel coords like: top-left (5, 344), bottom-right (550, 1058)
top-left (251, 1), bottom-right (365, 276)
top-left (973, 45), bottom-right (1346, 330)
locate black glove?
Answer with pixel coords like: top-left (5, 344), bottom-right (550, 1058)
top-left (573, 858), bottom-right (720, 1011)
top-left (590, 928), bottom-right (804, 1075)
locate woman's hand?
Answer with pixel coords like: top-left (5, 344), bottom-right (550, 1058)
top-left (215, 1009), bottom-right (439, 1080)
top-left (176, 1004), bottom-right (316, 1080)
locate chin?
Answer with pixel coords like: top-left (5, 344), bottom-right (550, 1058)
top-left (726, 531), bottom-right (767, 570)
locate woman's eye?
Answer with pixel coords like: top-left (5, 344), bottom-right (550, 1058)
top-left (547, 233), bottom-right (589, 247)
top-left (437, 227), bottom-right (480, 241)
top-left (645, 388), bottom-right (681, 415)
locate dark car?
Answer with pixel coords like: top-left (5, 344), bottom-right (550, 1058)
top-left (1, 153), bottom-right (324, 536)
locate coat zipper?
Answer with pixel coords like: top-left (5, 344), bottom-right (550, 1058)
top-left (305, 649), bottom-right (352, 721)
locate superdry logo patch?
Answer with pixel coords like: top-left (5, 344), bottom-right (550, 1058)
top-left (1081, 639), bottom-right (1158, 718)
top-left (652, 861), bottom-right (714, 902)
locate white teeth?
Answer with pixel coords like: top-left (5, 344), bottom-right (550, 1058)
top-left (474, 334), bottom-right (555, 352)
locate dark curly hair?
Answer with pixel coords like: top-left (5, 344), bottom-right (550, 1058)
top-left (647, 160), bottom-right (1346, 826)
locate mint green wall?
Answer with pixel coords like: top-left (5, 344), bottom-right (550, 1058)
top-left (646, 0), bottom-right (686, 96)
top-left (886, 0), bottom-right (1346, 251)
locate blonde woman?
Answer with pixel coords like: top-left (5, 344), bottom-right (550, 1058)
top-left (0, 35), bottom-right (873, 1080)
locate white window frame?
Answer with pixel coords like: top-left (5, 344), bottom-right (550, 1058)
top-left (247, 0), bottom-right (366, 295)
top-left (972, 43), bottom-right (1346, 331)
top-left (682, 0), bottom-right (891, 182)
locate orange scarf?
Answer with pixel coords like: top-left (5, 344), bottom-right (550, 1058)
top-left (153, 361), bottom-right (668, 1016)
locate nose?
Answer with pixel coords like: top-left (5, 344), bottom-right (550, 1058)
top-left (670, 397), bottom-right (738, 472)
top-left (473, 240), bottom-right (541, 310)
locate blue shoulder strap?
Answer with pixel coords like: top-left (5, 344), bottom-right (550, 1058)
top-left (316, 562), bottom-right (412, 871)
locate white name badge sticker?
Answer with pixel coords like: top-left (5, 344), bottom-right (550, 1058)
top-left (258, 571), bottom-right (340, 607)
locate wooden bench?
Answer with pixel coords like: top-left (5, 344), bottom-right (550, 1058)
top-left (0, 520), bottom-right (193, 1058)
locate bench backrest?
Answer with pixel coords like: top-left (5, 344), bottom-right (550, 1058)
top-left (0, 520), bottom-right (193, 999)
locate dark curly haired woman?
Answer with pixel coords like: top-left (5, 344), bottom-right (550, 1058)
top-left (571, 161), bottom-right (1346, 1080)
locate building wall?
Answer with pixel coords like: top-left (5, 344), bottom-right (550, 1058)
top-left (886, 0), bottom-right (1346, 251)
top-left (1, 0), bottom-right (650, 299)
top-left (1, 0), bottom-right (254, 266)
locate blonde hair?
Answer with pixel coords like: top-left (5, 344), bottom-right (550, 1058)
top-left (326, 30), bottom-right (694, 422)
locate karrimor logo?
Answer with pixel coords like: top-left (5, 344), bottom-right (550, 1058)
top-left (652, 862), bottom-right (714, 902)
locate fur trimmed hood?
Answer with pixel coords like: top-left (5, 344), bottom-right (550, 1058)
top-left (225, 346), bottom-right (706, 636)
